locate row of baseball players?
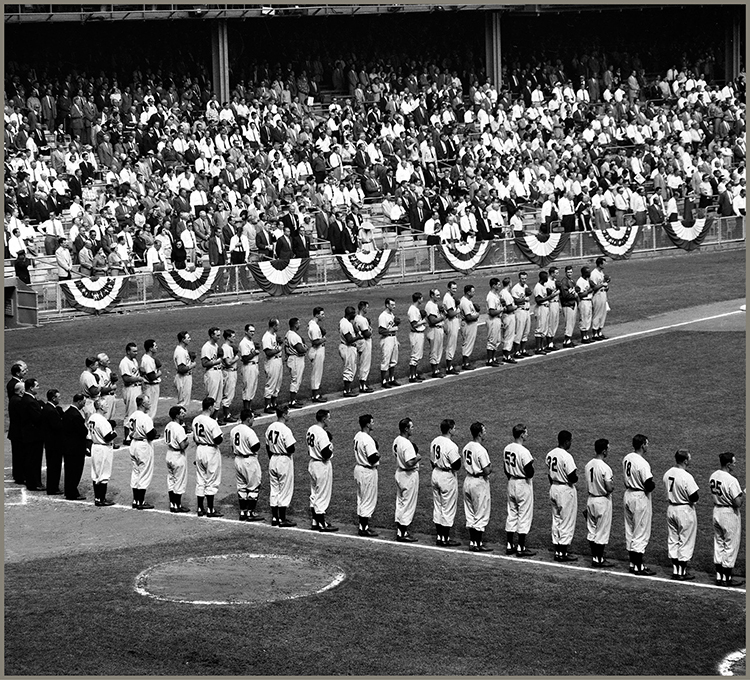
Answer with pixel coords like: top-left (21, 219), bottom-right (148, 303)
top-left (85, 392), bottom-right (743, 587)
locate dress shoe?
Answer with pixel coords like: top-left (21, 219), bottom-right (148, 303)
top-left (67, 495), bottom-right (87, 501)
top-left (47, 489), bottom-right (63, 495)
top-left (26, 486), bottom-right (46, 491)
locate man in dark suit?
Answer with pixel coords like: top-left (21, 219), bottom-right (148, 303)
top-left (255, 222), bottom-right (276, 260)
top-left (280, 204), bottom-right (301, 237)
top-left (62, 393), bottom-right (89, 501)
top-left (207, 229), bottom-right (227, 266)
top-left (292, 222), bottom-right (311, 258)
top-left (20, 378), bottom-right (46, 491)
top-left (8, 381), bottom-right (26, 485)
top-left (6, 360), bottom-right (27, 401)
top-left (41, 389), bottom-right (65, 495)
top-left (409, 197), bottom-right (429, 234)
top-left (327, 210), bottom-right (347, 254)
top-left (274, 225), bottom-right (295, 260)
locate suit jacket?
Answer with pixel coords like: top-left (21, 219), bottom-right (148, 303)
top-left (6, 377), bottom-right (22, 402)
top-left (274, 235), bottom-right (294, 260)
top-left (255, 229), bottom-right (275, 259)
top-left (62, 405), bottom-right (88, 451)
top-left (7, 394), bottom-right (23, 442)
top-left (328, 218), bottom-right (346, 254)
top-left (41, 402), bottom-right (65, 444)
top-left (281, 212), bottom-right (301, 237)
top-left (207, 233), bottom-right (226, 266)
top-left (19, 394), bottom-right (45, 444)
top-left (292, 232), bottom-right (310, 258)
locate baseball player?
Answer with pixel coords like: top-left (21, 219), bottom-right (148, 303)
top-left (504, 423), bottom-right (536, 556)
top-left (559, 265), bottom-right (579, 348)
top-left (265, 404), bottom-right (297, 527)
top-left (407, 292), bottom-right (427, 382)
top-left (533, 271), bottom-right (555, 356)
top-left (308, 307), bottom-right (328, 402)
top-left (192, 396), bottom-right (224, 518)
top-left (354, 301), bottom-right (374, 393)
top-left (458, 285), bottom-right (480, 371)
top-left (261, 318), bottom-right (284, 413)
top-left (353, 413), bottom-right (380, 536)
top-left (201, 327), bottom-right (225, 404)
top-left (545, 430), bottom-right (579, 562)
top-left (79, 356), bottom-right (101, 420)
top-left (485, 278), bottom-right (503, 367)
top-left (511, 272), bottom-right (532, 359)
top-left (239, 324), bottom-right (260, 415)
top-left (378, 298), bottom-right (401, 389)
top-left (87, 398), bottom-right (117, 507)
top-left (430, 419), bottom-right (462, 547)
top-left (589, 256), bottom-right (610, 341)
top-left (173, 331), bottom-right (196, 411)
top-left (663, 449), bottom-right (700, 580)
top-left (463, 421), bottom-right (493, 552)
top-left (164, 405), bottom-right (190, 513)
top-left (584, 438), bottom-right (615, 568)
top-left (140, 339), bottom-right (161, 420)
top-left (126, 394), bottom-right (158, 510)
top-left (424, 288), bottom-right (446, 378)
top-left (622, 434), bottom-right (656, 575)
top-left (220, 329), bottom-right (240, 424)
top-left (95, 353), bottom-right (118, 420)
top-left (442, 281), bottom-right (461, 374)
top-left (575, 266), bottom-right (594, 345)
top-left (119, 342), bottom-right (142, 444)
top-left (499, 277), bottom-right (517, 364)
top-left (231, 409), bottom-right (264, 522)
top-left (307, 409), bottom-right (338, 532)
top-left (546, 266), bottom-right (561, 351)
top-left (283, 318), bottom-right (306, 408)
top-left (709, 452), bottom-right (745, 587)
top-left (339, 307), bottom-right (359, 398)
top-left (393, 417), bottom-right (420, 542)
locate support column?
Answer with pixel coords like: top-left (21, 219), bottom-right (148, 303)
top-left (724, 10), bottom-right (741, 83)
top-left (485, 10), bottom-right (502, 89)
top-left (211, 19), bottom-right (230, 102)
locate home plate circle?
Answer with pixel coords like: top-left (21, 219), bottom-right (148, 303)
top-left (134, 553), bottom-right (346, 605)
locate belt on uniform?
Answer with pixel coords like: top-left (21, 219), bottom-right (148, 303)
top-left (209, 366), bottom-right (222, 371)
top-left (235, 453), bottom-right (256, 458)
top-left (386, 331), bottom-right (397, 336)
top-left (131, 438), bottom-right (146, 442)
top-left (271, 452), bottom-right (292, 457)
top-left (411, 330), bottom-right (425, 333)
top-left (539, 303), bottom-right (550, 307)
top-left (551, 481), bottom-right (571, 485)
top-left (589, 493), bottom-right (608, 497)
top-left (223, 368), bottom-right (237, 372)
top-left (466, 472), bottom-right (485, 477)
top-left (669, 502), bottom-right (690, 506)
top-left (509, 475), bottom-right (526, 480)
top-left (435, 467), bottom-right (453, 472)
top-left (356, 463), bottom-right (376, 469)
top-left (398, 467), bottom-right (416, 472)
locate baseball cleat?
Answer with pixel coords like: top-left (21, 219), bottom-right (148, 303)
top-left (409, 378), bottom-right (420, 383)
top-left (476, 545), bottom-right (494, 552)
top-left (175, 506), bottom-right (190, 513)
top-left (395, 534), bottom-right (417, 542)
top-left (381, 382), bottom-right (392, 389)
top-left (278, 519), bottom-right (297, 528)
top-left (555, 554), bottom-right (578, 562)
top-left (515, 549), bottom-right (536, 557)
top-left (724, 580), bottom-right (744, 587)
top-left (390, 381), bottom-right (402, 387)
top-left (225, 415), bottom-right (238, 423)
top-left (443, 539), bottom-right (462, 547)
top-left (637, 567), bottom-right (656, 576)
top-left (358, 528), bottom-right (379, 537)
top-left (95, 499), bottom-right (115, 507)
top-left (271, 518), bottom-right (279, 526)
top-left (506, 548), bottom-right (517, 555)
top-left (238, 515), bottom-right (248, 521)
top-left (137, 503), bottom-right (155, 510)
top-left (359, 386), bottom-right (374, 393)
top-left (319, 525), bottom-right (339, 532)
top-left (206, 510), bottom-right (224, 518)
top-left (246, 513), bottom-right (264, 521)
top-left (196, 508), bottom-right (206, 517)
top-left (289, 401), bottom-right (304, 408)
top-left (594, 560), bottom-right (616, 569)
top-left (680, 573), bottom-right (696, 581)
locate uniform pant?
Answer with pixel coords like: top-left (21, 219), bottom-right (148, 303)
top-left (563, 305), bottom-right (578, 337)
top-left (221, 370), bottom-right (237, 408)
top-left (486, 317), bottom-right (502, 351)
top-left (444, 319), bottom-right (459, 361)
top-left (460, 320), bottom-right (477, 357)
top-left (713, 506), bottom-right (742, 568)
top-left (269, 454), bottom-right (294, 506)
top-left (394, 468), bottom-right (418, 525)
top-left (235, 455), bottom-right (261, 500)
top-left (356, 340), bottom-right (372, 382)
top-left (122, 385), bottom-right (141, 420)
top-left (63, 448), bottom-right (86, 498)
top-left (24, 441), bottom-right (44, 489)
top-left (578, 299), bottom-right (593, 332)
top-left (431, 468), bottom-right (458, 526)
top-left (666, 504), bottom-right (697, 561)
top-left (339, 345), bottom-right (357, 382)
top-left (174, 373), bottom-right (193, 409)
top-left (241, 363), bottom-right (259, 401)
top-left (592, 291), bottom-right (608, 330)
top-left (463, 475), bottom-right (491, 530)
top-left (379, 336), bottom-right (398, 370)
top-left (501, 313), bottom-right (516, 352)
top-left (203, 368), bottom-right (223, 403)
top-left (286, 356), bottom-right (305, 393)
top-left (514, 309), bottom-right (530, 343)
top-left (308, 459), bottom-right (333, 513)
top-left (549, 483), bottom-right (577, 545)
top-left (426, 326), bottom-right (444, 364)
top-left (166, 450), bottom-right (188, 495)
top-left (308, 347), bottom-right (325, 390)
top-left (623, 489), bottom-right (652, 552)
top-left (409, 332), bottom-right (425, 365)
top-left (90, 443), bottom-right (113, 484)
top-left (264, 357), bottom-right (283, 398)
top-left (195, 444), bottom-right (222, 496)
top-left (586, 495), bottom-right (613, 544)
top-left (548, 301), bottom-right (560, 338)
top-left (534, 304), bottom-right (550, 338)
top-left (101, 394), bottom-right (116, 420)
top-left (130, 440), bottom-right (154, 490)
top-left (506, 477), bottom-right (534, 534)
top-left (45, 442), bottom-right (63, 493)
top-left (142, 384), bottom-right (159, 419)
top-left (354, 465), bottom-right (378, 517)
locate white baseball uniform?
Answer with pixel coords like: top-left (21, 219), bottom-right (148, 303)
top-left (192, 413), bottom-right (223, 496)
top-left (585, 457), bottom-right (614, 544)
top-left (424, 299), bottom-right (444, 365)
top-left (353, 431), bottom-right (379, 518)
top-left (485, 289), bottom-right (502, 352)
top-left (339, 317), bottom-right (358, 382)
top-left (266, 420), bottom-right (296, 507)
top-left (709, 469), bottom-right (743, 569)
top-left (307, 423), bottom-right (333, 514)
top-left (442, 291), bottom-right (459, 361)
top-left (88, 412), bottom-right (115, 484)
top-left (307, 319), bottom-right (326, 391)
top-left (118, 355), bottom-right (142, 420)
top-left (140, 353), bottom-right (160, 420)
top-left (172, 344), bottom-right (193, 409)
top-left (164, 420), bottom-right (188, 495)
top-left (232, 422), bottom-right (261, 501)
top-left (430, 434), bottom-right (460, 526)
top-left (622, 451), bottom-right (653, 553)
top-left (408, 303), bottom-right (426, 366)
top-left (221, 341), bottom-right (239, 408)
top-left (201, 340), bottom-right (224, 402)
top-left (353, 313), bottom-right (372, 382)
top-left (458, 295), bottom-right (478, 358)
top-left (462, 440), bottom-right (491, 530)
top-left (238, 336), bottom-right (259, 402)
top-left (262, 331), bottom-right (283, 399)
top-left (663, 465), bottom-right (699, 562)
top-left (378, 309), bottom-right (399, 370)
top-left (504, 441), bottom-right (534, 534)
top-left (533, 282), bottom-right (550, 338)
top-left (128, 410), bottom-right (155, 490)
top-left (284, 329), bottom-right (306, 394)
top-left (545, 446), bottom-right (578, 545)
top-left (393, 434), bottom-right (419, 526)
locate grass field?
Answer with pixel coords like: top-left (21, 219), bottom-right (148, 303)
top-left (4, 248), bottom-right (746, 675)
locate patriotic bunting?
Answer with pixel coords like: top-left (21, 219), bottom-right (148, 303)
top-left (438, 238), bottom-right (492, 273)
top-left (60, 275), bottom-right (129, 314)
top-left (247, 258), bottom-right (310, 296)
top-left (590, 225), bottom-right (640, 260)
top-left (336, 249), bottom-right (397, 287)
top-left (153, 267), bottom-right (219, 304)
top-left (662, 198), bottom-right (715, 251)
top-left (514, 233), bottom-right (570, 267)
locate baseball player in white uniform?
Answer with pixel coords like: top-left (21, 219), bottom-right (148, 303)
top-left (584, 438), bottom-right (615, 568)
top-left (393, 417), bottom-right (420, 542)
top-left (504, 423), bottom-right (536, 556)
top-left (126, 394), bottom-right (157, 510)
top-left (463, 421), bottom-right (493, 552)
top-left (173, 331), bottom-right (196, 410)
top-left (192, 396), bottom-right (224, 518)
top-left (424, 289), bottom-right (446, 378)
top-left (533, 271), bottom-right (555, 355)
top-left (339, 307), bottom-right (359, 397)
top-left (407, 292), bottom-right (427, 382)
top-left (545, 430), bottom-right (579, 562)
top-left (164, 405), bottom-right (190, 513)
top-left (140, 339), bottom-right (161, 420)
top-left (378, 298), bottom-right (401, 389)
top-left (284, 318), bottom-right (307, 408)
top-left (709, 452), bottom-right (745, 587)
top-left (262, 318), bottom-right (283, 413)
top-left (307, 409), bottom-right (338, 532)
top-left (590, 256), bottom-right (610, 341)
top-left (239, 324), bottom-right (260, 414)
top-left (94, 353), bottom-right (118, 420)
top-left (458, 285), bottom-right (480, 370)
top-left (220, 329), bottom-right (240, 423)
top-left (622, 434), bottom-right (656, 575)
top-left (430, 419), bottom-right (462, 547)
top-left (201, 327), bottom-right (225, 404)
top-left (87, 398), bottom-right (117, 507)
top-left (663, 449), bottom-right (700, 580)
top-left (231, 409), bottom-right (264, 522)
top-left (353, 413), bottom-right (380, 536)
top-left (442, 281), bottom-right (460, 374)
top-left (119, 342), bottom-right (142, 444)
top-left (354, 301), bottom-right (374, 393)
top-left (559, 265), bottom-right (579, 348)
top-left (308, 307), bottom-right (328, 402)
top-left (511, 272), bottom-right (532, 359)
top-left (79, 356), bottom-right (100, 420)
top-left (545, 266), bottom-right (561, 351)
top-left (575, 267), bottom-right (594, 344)
top-left (499, 277), bottom-right (517, 364)
top-left (485, 278), bottom-right (503, 367)
top-left (265, 404), bottom-right (297, 527)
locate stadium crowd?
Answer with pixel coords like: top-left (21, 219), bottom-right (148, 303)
top-left (3, 44), bottom-right (746, 281)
